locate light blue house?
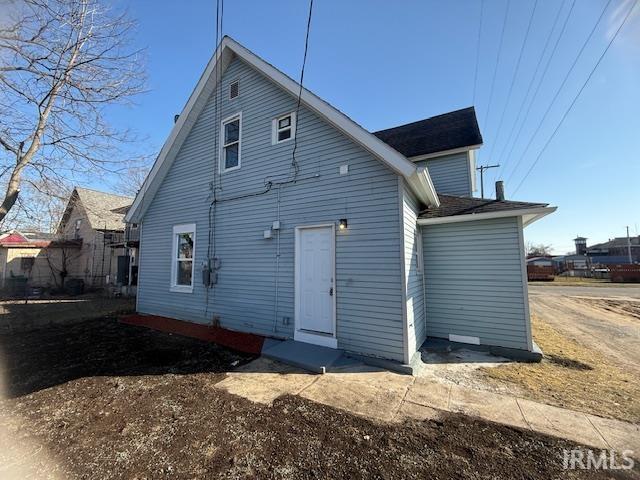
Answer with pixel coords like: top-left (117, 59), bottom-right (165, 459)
top-left (125, 37), bottom-right (555, 368)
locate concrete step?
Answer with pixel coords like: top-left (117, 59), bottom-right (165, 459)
top-left (261, 339), bottom-right (344, 374)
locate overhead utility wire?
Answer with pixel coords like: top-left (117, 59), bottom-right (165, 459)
top-left (492, 0), bottom-right (569, 182)
top-left (290, 0), bottom-right (314, 179)
top-left (513, 0), bottom-right (638, 195)
top-left (504, 0), bottom-right (614, 185)
top-left (485, 0), bottom-right (538, 170)
top-left (472, 0), bottom-right (484, 105)
top-left (205, 0), bottom-right (224, 318)
top-left (482, 0), bottom-right (511, 130)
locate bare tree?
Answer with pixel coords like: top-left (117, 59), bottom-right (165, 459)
top-left (44, 240), bottom-right (82, 290)
top-left (526, 242), bottom-right (553, 257)
top-left (112, 161), bottom-right (150, 197)
top-left (0, 0), bottom-right (145, 223)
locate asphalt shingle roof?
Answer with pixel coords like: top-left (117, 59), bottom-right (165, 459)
top-left (373, 107), bottom-right (483, 158)
top-left (74, 187), bottom-right (133, 231)
top-left (419, 194), bottom-right (547, 219)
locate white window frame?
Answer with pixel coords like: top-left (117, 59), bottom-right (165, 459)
top-left (272, 111), bottom-right (296, 145)
top-left (170, 223), bottom-right (196, 293)
top-left (220, 112), bottom-right (242, 173)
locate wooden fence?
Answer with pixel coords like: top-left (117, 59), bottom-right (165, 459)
top-left (609, 264), bottom-right (640, 283)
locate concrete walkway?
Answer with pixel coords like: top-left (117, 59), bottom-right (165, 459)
top-left (216, 357), bottom-right (639, 452)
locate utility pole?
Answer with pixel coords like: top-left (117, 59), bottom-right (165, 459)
top-left (476, 164), bottom-right (500, 198)
top-left (627, 226), bottom-right (633, 264)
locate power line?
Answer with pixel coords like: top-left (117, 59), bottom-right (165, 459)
top-left (504, 0), bottom-right (614, 185)
top-left (482, 0), bottom-right (511, 130)
top-left (485, 0), bottom-right (539, 166)
top-left (492, 0), bottom-right (570, 183)
top-left (512, 0), bottom-right (638, 195)
top-left (472, 0), bottom-right (484, 105)
top-left (290, 0), bottom-right (314, 179)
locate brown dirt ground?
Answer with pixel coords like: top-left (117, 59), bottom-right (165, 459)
top-left (0, 294), bottom-right (135, 333)
top-left (1, 319), bottom-right (638, 479)
top-left (480, 313), bottom-right (640, 424)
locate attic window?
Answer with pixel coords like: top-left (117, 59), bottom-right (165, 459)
top-left (272, 112), bottom-right (296, 145)
top-left (229, 80), bottom-right (239, 99)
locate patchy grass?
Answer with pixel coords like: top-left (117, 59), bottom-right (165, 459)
top-left (530, 276), bottom-right (637, 287)
top-left (480, 315), bottom-right (640, 423)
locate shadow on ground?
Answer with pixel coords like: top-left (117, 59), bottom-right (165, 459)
top-left (0, 317), bottom-right (255, 398)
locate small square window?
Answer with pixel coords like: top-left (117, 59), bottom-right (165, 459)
top-left (229, 80), bottom-right (239, 99)
top-left (272, 112), bottom-right (296, 145)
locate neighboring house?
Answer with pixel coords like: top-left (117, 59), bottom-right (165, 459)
top-left (526, 257), bottom-right (555, 267)
top-left (57, 187), bottom-right (133, 288)
top-left (125, 37), bottom-right (555, 366)
top-left (0, 230), bottom-right (81, 290)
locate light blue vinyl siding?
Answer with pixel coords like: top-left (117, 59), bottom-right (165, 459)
top-left (417, 152), bottom-right (473, 196)
top-left (137, 57), bottom-right (406, 361)
top-left (421, 217), bottom-right (531, 350)
top-left (402, 183), bottom-right (425, 357)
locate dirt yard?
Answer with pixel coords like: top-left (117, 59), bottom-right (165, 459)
top-left (1, 319), bottom-right (635, 479)
top-left (479, 285), bottom-right (640, 424)
top-left (0, 294), bottom-right (135, 333)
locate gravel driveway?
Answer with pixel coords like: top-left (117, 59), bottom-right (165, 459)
top-left (528, 284), bottom-right (640, 373)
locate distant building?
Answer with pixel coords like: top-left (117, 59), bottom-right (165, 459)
top-left (573, 236), bottom-right (587, 256)
top-left (57, 187), bottom-right (133, 288)
top-left (586, 236), bottom-right (640, 264)
top-left (0, 230), bottom-right (82, 291)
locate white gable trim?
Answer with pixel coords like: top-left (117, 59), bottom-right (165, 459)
top-left (126, 36), bottom-right (438, 223)
top-left (417, 206), bottom-right (557, 227)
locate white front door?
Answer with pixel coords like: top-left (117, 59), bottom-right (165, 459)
top-left (295, 225), bottom-right (336, 347)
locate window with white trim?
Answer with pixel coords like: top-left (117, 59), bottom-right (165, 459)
top-left (272, 112), bottom-right (296, 144)
top-left (221, 113), bottom-right (241, 172)
top-left (171, 224), bottom-right (195, 292)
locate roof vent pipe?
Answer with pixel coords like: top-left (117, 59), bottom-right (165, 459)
top-left (495, 181), bottom-right (505, 201)
top-left (174, 114), bottom-right (180, 123)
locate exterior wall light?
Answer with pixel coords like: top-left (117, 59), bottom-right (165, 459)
top-left (339, 219), bottom-right (348, 230)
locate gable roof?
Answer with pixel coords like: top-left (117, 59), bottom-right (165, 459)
top-left (588, 237), bottom-right (640, 250)
top-left (373, 107), bottom-right (483, 158)
top-left (125, 36), bottom-right (440, 223)
top-left (0, 230), bottom-right (57, 247)
top-left (60, 187), bottom-right (133, 232)
top-left (418, 194), bottom-right (555, 227)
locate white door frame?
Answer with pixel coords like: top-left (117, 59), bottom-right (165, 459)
top-left (294, 223), bottom-right (337, 349)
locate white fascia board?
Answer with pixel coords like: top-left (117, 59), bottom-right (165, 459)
top-left (407, 166), bottom-right (440, 207)
top-left (468, 149), bottom-right (477, 192)
top-left (408, 144), bottom-right (482, 162)
top-left (417, 206), bottom-right (556, 226)
top-left (125, 45), bottom-right (233, 223)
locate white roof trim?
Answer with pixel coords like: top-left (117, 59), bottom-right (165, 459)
top-left (417, 206), bottom-right (557, 227)
top-left (126, 36), bottom-right (438, 222)
top-left (407, 166), bottom-right (440, 207)
top-left (408, 144), bottom-right (482, 162)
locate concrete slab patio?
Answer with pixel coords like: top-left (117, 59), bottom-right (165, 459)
top-left (215, 357), bottom-right (639, 452)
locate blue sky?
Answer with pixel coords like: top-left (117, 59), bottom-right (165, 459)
top-left (111, 0), bottom-right (639, 254)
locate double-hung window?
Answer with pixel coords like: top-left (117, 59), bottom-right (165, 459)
top-left (272, 112), bottom-right (296, 144)
top-left (171, 224), bottom-right (195, 293)
top-left (221, 113), bottom-right (241, 172)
